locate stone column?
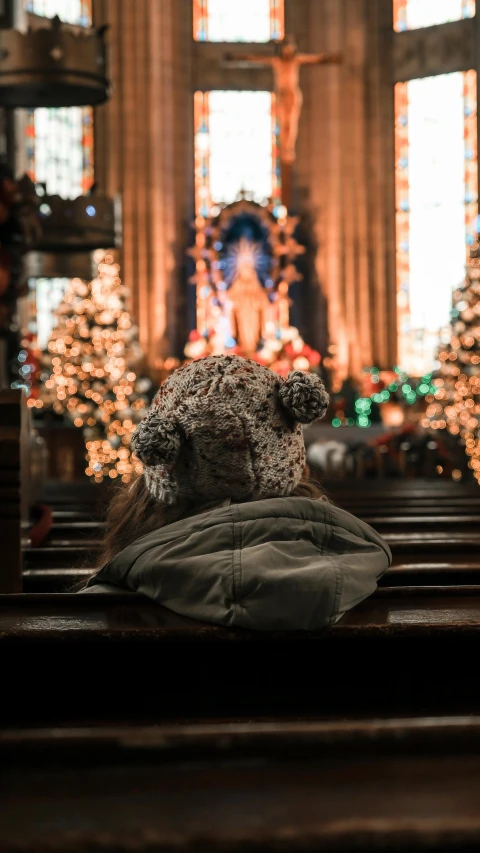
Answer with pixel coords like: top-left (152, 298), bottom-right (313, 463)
top-left (93, 0), bottom-right (194, 368)
top-left (289, 0), bottom-right (396, 383)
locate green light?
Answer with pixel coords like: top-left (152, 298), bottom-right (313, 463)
top-left (355, 398), bottom-right (371, 413)
top-left (332, 417), bottom-right (342, 427)
top-left (372, 393), bottom-right (383, 403)
top-left (381, 390), bottom-right (390, 401)
top-left (358, 415), bottom-right (371, 427)
top-left (371, 366), bottom-right (380, 374)
top-left (389, 383), bottom-right (398, 392)
top-left (405, 393), bottom-right (416, 404)
top-left (402, 384), bottom-right (412, 394)
top-left (418, 383), bottom-right (429, 394)
top-left (347, 418), bottom-right (355, 425)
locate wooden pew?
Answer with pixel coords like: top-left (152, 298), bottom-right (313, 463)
top-left (22, 568), bottom-right (88, 592)
top-left (21, 560), bottom-right (480, 593)
top-left (7, 477), bottom-right (480, 852)
top-left (381, 562), bottom-right (480, 587)
top-left (2, 716), bottom-right (480, 852)
top-left (21, 528), bottom-right (480, 593)
top-left (20, 543), bottom-right (480, 594)
top-left (325, 477), bottom-right (479, 492)
top-left (0, 389), bottom-right (29, 594)
top-left (7, 482), bottom-right (480, 851)
top-left (3, 587), bottom-right (480, 725)
top-left (36, 506), bottom-right (480, 539)
top-left (18, 475), bottom-right (480, 592)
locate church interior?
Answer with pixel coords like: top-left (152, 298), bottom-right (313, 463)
top-left (2, 0), bottom-right (480, 847)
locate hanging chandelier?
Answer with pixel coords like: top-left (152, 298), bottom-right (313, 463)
top-left (0, 16), bottom-right (110, 108)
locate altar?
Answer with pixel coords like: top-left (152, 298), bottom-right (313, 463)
top-left (184, 196), bottom-right (321, 374)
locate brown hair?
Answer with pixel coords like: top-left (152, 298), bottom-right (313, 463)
top-left (91, 470), bottom-right (327, 574)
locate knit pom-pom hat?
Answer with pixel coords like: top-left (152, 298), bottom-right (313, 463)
top-left (132, 355), bottom-right (329, 504)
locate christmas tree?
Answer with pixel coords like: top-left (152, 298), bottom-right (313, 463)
top-left (422, 237), bottom-right (480, 484)
top-left (41, 251), bottom-right (152, 483)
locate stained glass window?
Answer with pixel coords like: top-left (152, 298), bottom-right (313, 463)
top-left (22, 0), bottom-right (93, 199)
top-left (193, 0), bottom-right (284, 42)
top-left (194, 90), bottom-right (280, 216)
top-left (24, 0), bottom-right (92, 26)
top-left (395, 71), bottom-right (478, 376)
top-left (393, 0), bottom-right (475, 31)
top-left (25, 107), bottom-right (94, 198)
top-left (23, 0), bottom-right (93, 351)
top-left (28, 279), bottom-right (69, 351)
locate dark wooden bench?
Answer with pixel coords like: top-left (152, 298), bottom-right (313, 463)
top-left (20, 550), bottom-right (480, 596)
top-left (0, 389), bottom-right (29, 594)
top-left (7, 474), bottom-right (480, 850)
top-left (8, 444), bottom-right (479, 592)
top-left (3, 588), bottom-right (480, 725)
top-left (6, 469), bottom-right (480, 851)
top-left (20, 495), bottom-right (480, 591)
top-left (2, 716), bottom-right (480, 853)
top-left (37, 510), bottom-right (480, 540)
top-left (20, 561), bottom-right (480, 593)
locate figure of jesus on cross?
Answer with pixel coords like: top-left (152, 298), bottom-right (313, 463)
top-left (224, 35), bottom-right (342, 168)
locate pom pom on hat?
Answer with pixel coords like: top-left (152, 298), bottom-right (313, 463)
top-left (279, 370), bottom-right (329, 424)
top-left (131, 409), bottom-right (181, 467)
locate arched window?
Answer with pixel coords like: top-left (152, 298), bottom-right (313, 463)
top-left (193, 1), bottom-right (284, 214)
top-left (22, 0), bottom-right (94, 353)
top-left (193, 0), bottom-right (283, 42)
top-left (22, 0), bottom-right (94, 198)
top-left (394, 3), bottom-right (478, 375)
top-left (25, 107), bottom-right (93, 198)
top-left (194, 91), bottom-right (280, 215)
top-left (24, 0), bottom-right (91, 26)
top-left (394, 0), bottom-right (475, 31)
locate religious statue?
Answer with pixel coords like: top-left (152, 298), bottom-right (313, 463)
top-left (227, 239), bottom-right (271, 356)
top-left (225, 35), bottom-right (342, 166)
top-left (185, 202), bottom-right (321, 376)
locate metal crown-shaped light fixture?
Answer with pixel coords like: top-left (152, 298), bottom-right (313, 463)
top-left (0, 16), bottom-right (110, 108)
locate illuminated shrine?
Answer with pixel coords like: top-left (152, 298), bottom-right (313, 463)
top-left (185, 197), bottom-right (320, 375)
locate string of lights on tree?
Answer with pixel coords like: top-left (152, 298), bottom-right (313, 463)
top-left (38, 252), bottom-right (152, 483)
top-left (422, 235), bottom-right (480, 485)
top-left (330, 366), bottom-right (438, 428)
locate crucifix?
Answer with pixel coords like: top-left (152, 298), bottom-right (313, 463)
top-left (224, 35), bottom-right (342, 208)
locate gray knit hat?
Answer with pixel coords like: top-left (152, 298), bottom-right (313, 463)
top-left (132, 355), bottom-right (329, 504)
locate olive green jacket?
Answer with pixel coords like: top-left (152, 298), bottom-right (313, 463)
top-left (83, 497), bottom-right (391, 630)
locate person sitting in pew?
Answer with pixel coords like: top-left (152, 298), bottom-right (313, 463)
top-left (80, 355), bottom-right (391, 629)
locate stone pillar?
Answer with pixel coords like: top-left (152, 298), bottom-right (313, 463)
top-left (93, 0), bottom-right (194, 368)
top-left (289, 0), bottom-right (396, 383)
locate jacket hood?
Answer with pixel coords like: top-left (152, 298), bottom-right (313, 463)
top-left (86, 497), bottom-right (391, 631)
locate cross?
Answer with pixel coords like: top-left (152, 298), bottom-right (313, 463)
top-left (224, 35), bottom-right (342, 207)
